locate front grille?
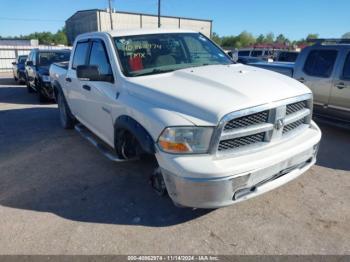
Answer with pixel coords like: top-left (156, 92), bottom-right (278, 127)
top-left (286, 100), bottom-right (307, 115)
top-left (283, 118), bottom-right (306, 134)
top-left (224, 111), bottom-right (269, 130)
top-left (218, 133), bottom-right (265, 151)
top-left (215, 95), bottom-right (312, 156)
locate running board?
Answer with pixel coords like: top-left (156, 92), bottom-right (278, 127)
top-left (74, 124), bottom-right (130, 162)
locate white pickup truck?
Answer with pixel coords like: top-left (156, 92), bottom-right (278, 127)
top-left (50, 29), bottom-right (321, 208)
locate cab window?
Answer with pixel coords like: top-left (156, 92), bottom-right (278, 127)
top-left (88, 40), bottom-right (113, 77)
top-left (303, 50), bottom-right (337, 78)
top-left (251, 50), bottom-right (262, 57)
top-left (72, 41), bottom-right (89, 69)
top-left (342, 53), bottom-right (350, 80)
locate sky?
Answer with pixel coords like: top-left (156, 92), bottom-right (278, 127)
top-left (0, 0), bottom-right (349, 40)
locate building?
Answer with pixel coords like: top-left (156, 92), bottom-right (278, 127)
top-left (0, 39), bottom-right (69, 72)
top-left (0, 39), bottom-right (39, 47)
top-left (65, 9), bottom-right (212, 45)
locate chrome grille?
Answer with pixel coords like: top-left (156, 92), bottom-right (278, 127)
top-left (218, 133), bottom-right (265, 151)
top-left (286, 100), bottom-right (307, 115)
top-left (214, 95), bottom-right (312, 156)
top-left (283, 118), bottom-right (306, 134)
top-left (224, 111), bottom-right (269, 130)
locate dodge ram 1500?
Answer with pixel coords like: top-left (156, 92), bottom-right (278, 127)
top-left (50, 29), bottom-right (321, 208)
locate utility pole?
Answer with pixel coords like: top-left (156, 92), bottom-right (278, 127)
top-left (158, 0), bottom-right (161, 28)
top-left (109, 0), bottom-right (114, 30)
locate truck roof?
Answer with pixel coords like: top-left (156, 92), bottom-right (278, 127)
top-left (78, 28), bottom-right (197, 39)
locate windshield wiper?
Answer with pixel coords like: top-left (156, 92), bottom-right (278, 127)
top-left (133, 68), bottom-right (175, 77)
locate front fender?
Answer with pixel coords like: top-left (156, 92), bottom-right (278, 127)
top-left (112, 92), bottom-right (195, 142)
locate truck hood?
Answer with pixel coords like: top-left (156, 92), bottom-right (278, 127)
top-left (127, 64), bottom-right (311, 126)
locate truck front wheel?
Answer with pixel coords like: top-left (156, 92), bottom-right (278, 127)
top-left (57, 91), bottom-right (75, 129)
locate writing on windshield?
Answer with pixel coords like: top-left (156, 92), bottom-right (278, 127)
top-left (114, 33), bottom-right (233, 77)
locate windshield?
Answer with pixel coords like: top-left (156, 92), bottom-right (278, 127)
top-left (18, 56), bottom-right (27, 64)
top-left (114, 33), bottom-right (233, 77)
top-left (38, 51), bottom-right (71, 66)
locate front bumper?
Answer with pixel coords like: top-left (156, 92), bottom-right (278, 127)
top-left (156, 121), bottom-right (321, 208)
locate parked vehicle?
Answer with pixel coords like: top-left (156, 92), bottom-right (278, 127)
top-left (237, 56), bottom-right (263, 64)
top-left (25, 48), bottom-right (71, 102)
top-left (250, 39), bottom-right (350, 122)
top-left (224, 49), bottom-right (238, 62)
top-left (50, 29), bottom-right (321, 208)
top-left (12, 55), bottom-right (28, 83)
top-left (238, 48), bottom-right (273, 61)
top-left (275, 51), bottom-right (299, 62)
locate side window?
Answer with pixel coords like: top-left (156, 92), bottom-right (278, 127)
top-left (251, 50), bottom-right (262, 57)
top-left (238, 51), bottom-right (250, 56)
top-left (342, 53), bottom-right (350, 80)
top-left (88, 40), bottom-right (112, 76)
top-left (72, 41), bottom-right (89, 69)
top-left (303, 50), bottom-right (338, 78)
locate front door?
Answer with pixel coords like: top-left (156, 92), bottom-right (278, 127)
top-left (79, 39), bottom-right (117, 146)
top-left (328, 50), bottom-right (350, 120)
top-left (294, 49), bottom-right (338, 107)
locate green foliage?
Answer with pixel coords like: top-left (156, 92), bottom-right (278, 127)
top-left (256, 34), bottom-right (265, 44)
top-left (211, 32), bottom-right (222, 45)
top-left (1, 27), bottom-right (68, 45)
top-left (342, 32), bottom-right (350, 39)
top-left (212, 31), bottom-right (320, 49)
top-left (264, 32), bottom-right (275, 44)
top-left (306, 33), bottom-right (319, 40)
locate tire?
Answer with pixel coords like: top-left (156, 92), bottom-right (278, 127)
top-left (38, 87), bottom-right (48, 103)
top-left (57, 91), bottom-right (75, 129)
top-left (26, 76), bottom-right (34, 93)
top-left (115, 129), bottom-right (141, 159)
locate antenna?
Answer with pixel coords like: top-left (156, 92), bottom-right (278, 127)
top-left (158, 0), bottom-right (161, 28)
top-left (108, 0), bottom-right (114, 30)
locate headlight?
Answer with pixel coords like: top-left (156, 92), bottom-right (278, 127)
top-left (158, 127), bottom-right (214, 154)
top-left (41, 75), bottom-right (51, 82)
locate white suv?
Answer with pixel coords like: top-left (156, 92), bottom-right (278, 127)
top-left (50, 29), bottom-right (321, 208)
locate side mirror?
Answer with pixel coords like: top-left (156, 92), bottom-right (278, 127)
top-left (12, 62), bottom-right (17, 65)
top-left (26, 61), bottom-right (33, 66)
top-left (77, 65), bottom-right (100, 81)
top-left (77, 65), bottom-right (114, 82)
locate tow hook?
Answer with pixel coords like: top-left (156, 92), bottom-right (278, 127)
top-left (150, 167), bottom-right (167, 196)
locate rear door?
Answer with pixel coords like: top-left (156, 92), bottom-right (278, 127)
top-left (65, 40), bottom-right (91, 119)
top-left (26, 51), bottom-right (36, 87)
top-left (328, 49), bottom-right (350, 120)
top-left (294, 48), bottom-right (338, 106)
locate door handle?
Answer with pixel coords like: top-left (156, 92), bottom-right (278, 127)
top-left (82, 85), bottom-right (91, 91)
top-left (336, 82), bottom-right (347, 89)
top-left (298, 77), bottom-right (305, 83)
top-left (65, 77), bottom-right (72, 82)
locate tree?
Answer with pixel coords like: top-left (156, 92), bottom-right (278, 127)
top-left (0, 27), bottom-right (68, 45)
top-left (256, 34), bottom-right (265, 44)
top-left (211, 32), bottom-right (222, 45)
top-left (342, 32), bottom-right (350, 39)
top-left (306, 33), bottom-right (319, 40)
top-left (275, 34), bottom-right (286, 43)
top-left (265, 32), bottom-right (275, 44)
top-left (221, 35), bottom-right (238, 48)
top-left (235, 31), bottom-right (256, 48)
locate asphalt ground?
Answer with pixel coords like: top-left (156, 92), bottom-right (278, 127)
top-left (0, 72), bottom-right (349, 254)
